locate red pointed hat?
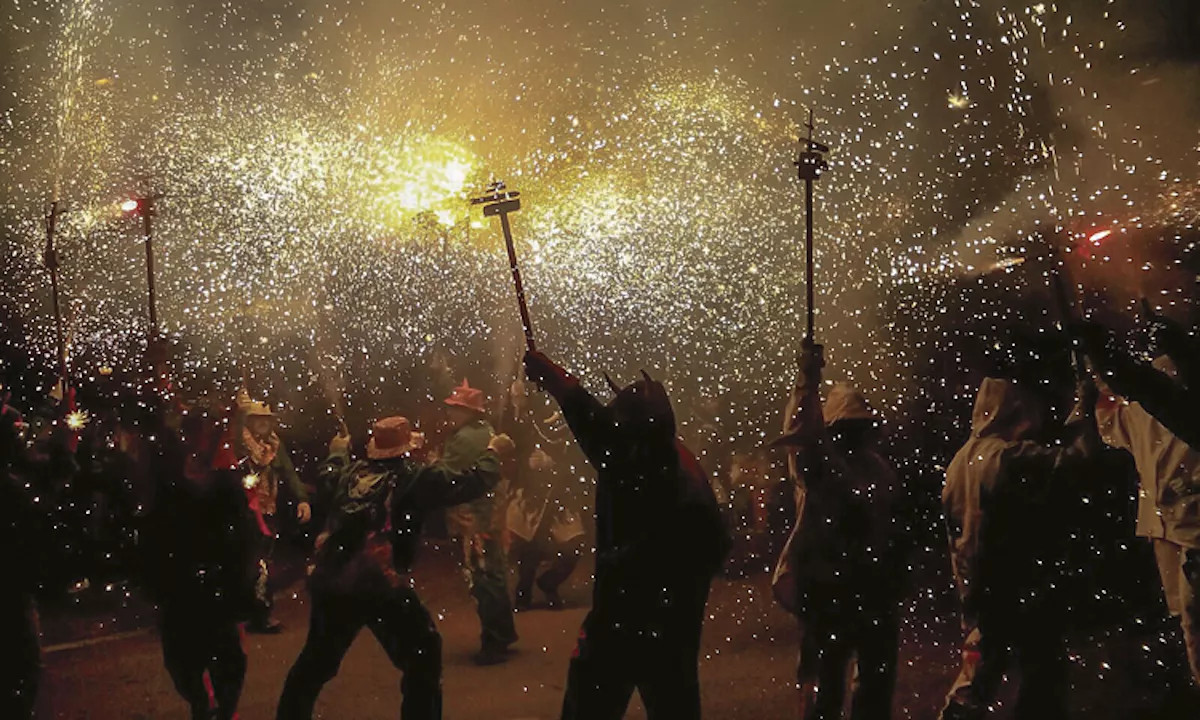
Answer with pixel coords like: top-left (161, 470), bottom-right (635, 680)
top-left (444, 379), bottom-right (487, 414)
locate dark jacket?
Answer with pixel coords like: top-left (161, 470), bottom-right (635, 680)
top-left (315, 446), bottom-right (502, 593)
top-left (551, 380), bottom-right (727, 623)
top-left (139, 402), bottom-right (258, 618)
top-left (141, 467), bottom-right (258, 618)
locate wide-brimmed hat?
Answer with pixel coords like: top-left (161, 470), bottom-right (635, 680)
top-left (444, 379), bottom-right (487, 414)
top-left (367, 416), bottom-right (416, 460)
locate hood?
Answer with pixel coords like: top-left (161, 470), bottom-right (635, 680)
top-left (969, 377), bottom-right (1043, 441)
top-left (822, 383), bottom-right (876, 426)
top-left (608, 372), bottom-right (677, 451)
top-left (1152, 354), bottom-right (1181, 383)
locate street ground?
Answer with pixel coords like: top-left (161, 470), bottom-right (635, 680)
top-left (34, 541), bottom-right (1192, 719)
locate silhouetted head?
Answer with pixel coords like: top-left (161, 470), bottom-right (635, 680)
top-left (606, 370), bottom-right (677, 458)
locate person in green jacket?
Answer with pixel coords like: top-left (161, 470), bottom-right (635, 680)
top-left (441, 379), bottom-right (518, 665)
top-left (277, 416), bottom-right (514, 719)
top-left (236, 387), bottom-right (311, 633)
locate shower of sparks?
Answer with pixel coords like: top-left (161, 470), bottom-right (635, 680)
top-left (0, 0), bottom-right (1196, 436)
top-left (0, 2), bottom-right (1198, 706)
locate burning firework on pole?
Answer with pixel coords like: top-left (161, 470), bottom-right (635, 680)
top-left (794, 109), bottom-right (831, 348)
top-left (121, 190), bottom-right (165, 341)
top-left (43, 200), bottom-right (69, 389)
top-left (471, 180), bottom-right (536, 352)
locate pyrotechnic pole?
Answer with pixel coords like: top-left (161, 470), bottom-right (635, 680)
top-left (123, 192), bottom-right (165, 339)
top-left (471, 180), bottom-right (536, 352)
top-left (794, 110), bottom-right (830, 343)
top-left (142, 195), bottom-right (158, 337)
top-left (1046, 237), bottom-right (1086, 379)
top-left (43, 201), bottom-right (69, 386)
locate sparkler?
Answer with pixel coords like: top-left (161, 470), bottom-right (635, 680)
top-left (65, 409), bottom-right (90, 430)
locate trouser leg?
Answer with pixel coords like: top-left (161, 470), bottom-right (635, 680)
top-left (252, 515), bottom-right (279, 627)
top-left (1172, 545), bottom-right (1200, 687)
top-left (537, 536), bottom-right (584, 595)
top-left (850, 613), bottom-right (899, 720)
top-left (637, 635), bottom-right (703, 720)
top-left (512, 538), bottom-right (539, 604)
top-left (1012, 624), bottom-right (1068, 720)
top-left (364, 586), bottom-right (444, 720)
top-left (560, 618), bottom-right (637, 720)
top-left (276, 592), bottom-right (362, 720)
top-left (806, 631), bottom-right (851, 720)
top-left (0, 598), bottom-right (40, 720)
top-left (940, 623), bottom-right (1009, 720)
top-left (206, 621), bottom-right (247, 720)
top-left (469, 535), bottom-right (516, 649)
top-left (160, 610), bottom-right (213, 719)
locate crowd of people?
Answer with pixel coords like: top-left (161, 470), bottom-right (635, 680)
top-left (1, 307), bottom-right (1198, 720)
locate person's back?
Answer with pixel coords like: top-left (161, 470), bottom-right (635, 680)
top-left (940, 376), bottom-right (1098, 720)
top-left (313, 452), bottom-right (427, 594)
top-left (943, 378), bottom-right (1085, 623)
top-left (145, 467), bottom-right (256, 614)
top-left (278, 416), bottom-right (510, 720)
top-left (525, 351), bottom-right (726, 720)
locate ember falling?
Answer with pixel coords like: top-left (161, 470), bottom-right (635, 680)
top-left (2, 1), bottom-right (1200, 719)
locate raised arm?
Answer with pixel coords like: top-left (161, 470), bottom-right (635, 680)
top-left (770, 340), bottom-right (826, 487)
top-left (1003, 382), bottom-right (1101, 483)
top-left (411, 434), bottom-right (514, 510)
top-left (524, 351), bottom-right (617, 466)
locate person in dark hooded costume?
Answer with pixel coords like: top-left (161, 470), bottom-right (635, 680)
top-left (141, 401), bottom-right (258, 720)
top-left (524, 351), bottom-right (728, 720)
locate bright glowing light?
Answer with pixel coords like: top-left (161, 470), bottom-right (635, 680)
top-left (119, 198), bottom-right (139, 213)
top-left (948, 93), bottom-right (970, 109)
top-left (66, 409), bottom-right (90, 430)
top-left (990, 256), bottom-right (1026, 272)
top-left (1088, 229), bottom-right (1113, 245)
top-left (243, 473), bottom-right (260, 490)
top-left (369, 138), bottom-right (475, 226)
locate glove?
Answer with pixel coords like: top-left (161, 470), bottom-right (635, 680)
top-left (798, 339), bottom-right (825, 389)
top-left (1071, 320), bottom-right (1111, 364)
top-left (524, 351), bottom-right (572, 396)
top-left (1075, 377), bottom-right (1099, 412)
top-left (488, 433), bottom-right (516, 457)
top-left (329, 421), bottom-right (351, 455)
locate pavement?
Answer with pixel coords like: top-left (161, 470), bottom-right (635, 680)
top-left (33, 541), bottom-right (1197, 719)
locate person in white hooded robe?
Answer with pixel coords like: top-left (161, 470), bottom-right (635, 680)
top-left (1095, 354), bottom-right (1200, 695)
top-left (940, 376), bottom-right (1099, 720)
